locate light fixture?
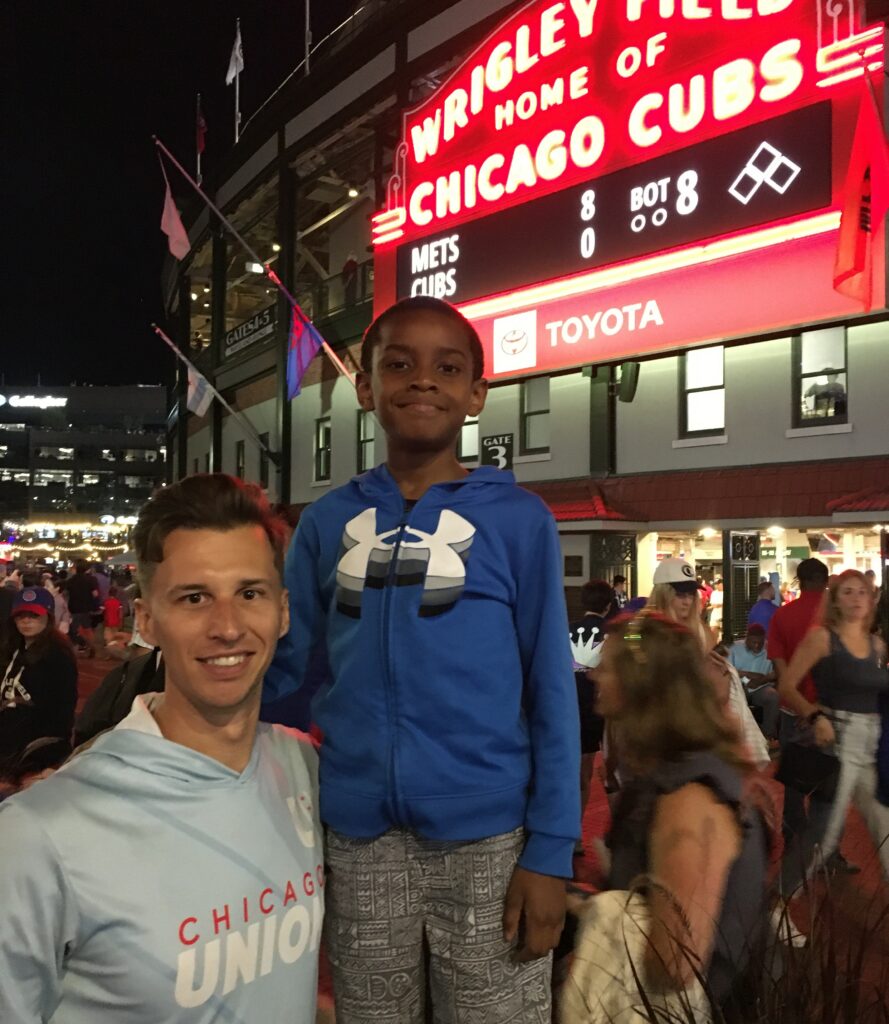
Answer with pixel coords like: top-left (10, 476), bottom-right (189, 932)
top-left (203, 286), bottom-right (211, 294)
top-left (766, 525), bottom-right (785, 536)
top-left (272, 242), bottom-right (281, 252)
top-left (191, 291), bottom-right (198, 301)
top-left (203, 302), bottom-right (210, 309)
top-left (699, 527), bottom-right (718, 539)
top-left (348, 187), bottom-right (360, 199)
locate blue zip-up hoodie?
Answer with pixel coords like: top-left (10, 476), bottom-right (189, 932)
top-left (265, 464), bottom-right (580, 878)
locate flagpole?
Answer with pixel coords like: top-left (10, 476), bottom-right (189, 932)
top-left (196, 93), bottom-right (203, 185)
top-left (153, 135), bottom-right (356, 387)
top-left (152, 323), bottom-right (279, 463)
top-left (305, 0), bottom-right (311, 75)
top-left (235, 69), bottom-right (240, 143)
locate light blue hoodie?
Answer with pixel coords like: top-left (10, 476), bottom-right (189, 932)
top-left (0, 696), bottom-right (323, 1024)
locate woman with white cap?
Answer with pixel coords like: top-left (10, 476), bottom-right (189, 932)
top-left (648, 559), bottom-right (770, 770)
top-left (0, 586), bottom-right (78, 769)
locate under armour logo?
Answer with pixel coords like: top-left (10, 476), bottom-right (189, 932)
top-left (336, 507), bottom-right (476, 618)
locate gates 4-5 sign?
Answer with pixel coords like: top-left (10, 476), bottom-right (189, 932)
top-left (481, 433), bottom-right (515, 470)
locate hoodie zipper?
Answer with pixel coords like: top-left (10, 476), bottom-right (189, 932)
top-left (381, 499), bottom-right (412, 823)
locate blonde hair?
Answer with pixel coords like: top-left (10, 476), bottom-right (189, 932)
top-left (647, 583), bottom-right (709, 650)
top-left (823, 569), bottom-right (874, 632)
top-left (607, 613), bottom-right (750, 777)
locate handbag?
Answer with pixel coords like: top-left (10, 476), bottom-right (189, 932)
top-left (775, 740), bottom-right (839, 803)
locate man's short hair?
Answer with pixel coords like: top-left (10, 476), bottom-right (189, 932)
top-left (133, 474), bottom-right (288, 593)
top-left (360, 297), bottom-right (485, 380)
top-left (581, 579), bottom-right (614, 615)
top-left (757, 581), bottom-right (773, 596)
top-left (797, 557), bottom-right (828, 589)
top-left (613, 574), bottom-right (627, 586)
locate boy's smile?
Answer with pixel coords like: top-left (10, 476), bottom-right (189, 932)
top-left (357, 309), bottom-right (487, 456)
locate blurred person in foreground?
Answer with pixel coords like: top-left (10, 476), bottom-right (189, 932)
top-left (562, 613), bottom-right (769, 1023)
top-left (0, 475), bottom-right (323, 1023)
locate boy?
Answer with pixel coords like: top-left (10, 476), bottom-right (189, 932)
top-left (266, 296), bottom-right (580, 1022)
top-left (0, 475), bottom-right (323, 1022)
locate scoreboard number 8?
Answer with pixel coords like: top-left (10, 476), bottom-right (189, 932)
top-left (580, 188), bottom-right (596, 259)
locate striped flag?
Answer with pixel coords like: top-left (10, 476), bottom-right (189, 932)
top-left (287, 307), bottom-right (324, 400)
top-left (186, 366), bottom-right (213, 417)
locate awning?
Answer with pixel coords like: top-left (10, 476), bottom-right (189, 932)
top-left (522, 456), bottom-right (889, 527)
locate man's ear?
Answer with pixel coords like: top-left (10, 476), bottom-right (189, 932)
top-left (134, 597), bottom-right (157, 648)
top-left (468, 377), bottom-right (488, 417)
top-left (279, 588), bottom-right (290, 640)
top-left (356, 371), bottom-right (375, 412)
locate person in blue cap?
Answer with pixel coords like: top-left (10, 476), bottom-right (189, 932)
top-left (0, 586), bottom-right (78, 768)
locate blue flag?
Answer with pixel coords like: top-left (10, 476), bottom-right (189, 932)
top-left (287, 307), bottom-right (324, 400)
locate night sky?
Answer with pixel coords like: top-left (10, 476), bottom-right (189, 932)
top-left (1, 1), bottom-right (353, 388)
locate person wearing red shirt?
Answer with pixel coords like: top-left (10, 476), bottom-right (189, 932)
top-left (767, 558), bottom-right (856, 901)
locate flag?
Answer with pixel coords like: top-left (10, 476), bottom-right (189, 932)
top-left (833, 81), bottom-right (889, 311)
top-left (287, 307), bottom-right (324, 399)
top-left (160, 164), bottom-right (190, 261)
top-left (196, 95), bottom-right (207, 155)
top-left (226, 20), bottom-right (244, 85)
top-left (187, 365), bottom-right (213, 417)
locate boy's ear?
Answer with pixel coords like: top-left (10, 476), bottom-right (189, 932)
top-left (468, 377), bottom-right (488, 417)
top-left (134, 597), bottom-right (157, 648)
top-left (356, 371), bottom-right (375, 411)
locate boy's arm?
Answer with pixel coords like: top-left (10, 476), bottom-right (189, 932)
top-left (0, 802), bottom-right (77, 1022)
top-left (514, 508), bottom-right (581, 877)
top-left (263, 513), bottom-right (328, 705)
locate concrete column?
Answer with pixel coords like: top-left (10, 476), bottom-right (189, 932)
top-left (636, 531), bottom-right (659, 598)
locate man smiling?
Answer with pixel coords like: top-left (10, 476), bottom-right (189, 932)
top-left (0, 475), bottom-right (323, 1023)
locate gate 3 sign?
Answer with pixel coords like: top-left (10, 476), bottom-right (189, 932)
top-left (481, 434), bottom-right (514, 470)
top-left (372, 1), bottom-right (886, 381)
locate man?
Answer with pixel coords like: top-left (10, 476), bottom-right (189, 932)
top-left (0, 475), bottom-right (323, 1023)
top-left (748, 581), bottom-right (779, 633)
top-left (65, 559), bottom-right (99, 657)
top-left (767, 557), bottom-right (856, 889)
top-left (612, 574), bottom-right (629, 611)
top-left (728, 624), bottom-right (779, 743)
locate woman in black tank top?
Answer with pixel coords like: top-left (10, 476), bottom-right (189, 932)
top-left (779, 569), bottom-right (889, 883)
top-left (562, 613), bottom-right (768, 1021)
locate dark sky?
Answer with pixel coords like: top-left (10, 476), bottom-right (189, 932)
top-left (0, 1), bottom-right (353, 388)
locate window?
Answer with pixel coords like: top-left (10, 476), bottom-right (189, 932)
top-left (192, 458), bottom-right (199, 476)
top-left (793, 326), bottom-right (847, 426)
top-left (314, 417), bottom-right (332, 482)
top-left (357, 412), bottom-right (375, 473)
top-left (235, 440), bottom-right (246, 480)
top-left (100, 448), bottom-right (116, 461)
top-left (681, 346), bottom-right (725, 436)
top-left (457, 416), bottom-right (479, 463)
top-left (520, 377), bottom-right (550, 454)
top-left (204, 452), bottom-right (210, 473)
top-left (259, 433), bottom-right (270, 489)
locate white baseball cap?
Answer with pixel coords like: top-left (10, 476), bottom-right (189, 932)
top-left (652, 558), bottom-right (700, 593)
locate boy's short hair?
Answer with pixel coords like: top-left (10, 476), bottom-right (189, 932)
top-left (133, 474), bottom-right (288, 593)
top-left (360, 297), bottom-right (485, 380)
top-left (613, 574), bottom-right (627, 585)
top-left (581, 579), bottom-right (615, 615)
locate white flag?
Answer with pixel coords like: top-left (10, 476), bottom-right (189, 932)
top-left (187, 366), bottom-right (213, 417)
top-left (161, 180), bottom-right (190, 261)
top-left (226, 21), bottom-right (244, 85)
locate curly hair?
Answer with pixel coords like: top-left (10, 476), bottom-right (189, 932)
top-left (822, 569), bottom-right (874, 632)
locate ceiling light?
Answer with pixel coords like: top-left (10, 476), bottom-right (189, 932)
top-left (203, 286), bottom-right (211, 294)
top-left (348, 187), bottom-right (360, 198)
top-left (191, 292), bottom-right (198, 301)
top-left (699, 527), bottom-right (718, 539)
top-left (272, 242), bottom-right (281, 252)
top-left (766, 525), bottom-right (784, 536)
top-left (246, 261), bottom-right (264, 274)
top-left (203, 302), bottom-right (210, 309)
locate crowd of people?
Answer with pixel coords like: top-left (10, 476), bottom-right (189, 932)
top-left (0, 296), bottom-right (886, 1023)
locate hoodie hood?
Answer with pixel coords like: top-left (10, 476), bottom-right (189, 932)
top-left (67, 694), bottom-right (260, 793)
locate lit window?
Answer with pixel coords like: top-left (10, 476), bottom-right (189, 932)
top-left (357, 412), bottom-right (375, 473)
top-left (520, 377), bottom-right (550, 454)
top-left (793, 327), bottom-right (847, 426)
top-left (681, 346), bottom-right (725, 436)
top-left (457, 416), bottom-right (479, 463)
top-left (314, 417), bottom-right (332, 482)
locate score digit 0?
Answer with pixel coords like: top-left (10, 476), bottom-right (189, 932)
top-left (580, 189), bottom-right (596, 259)
top-left (629, 170), bottom-right (699, 232)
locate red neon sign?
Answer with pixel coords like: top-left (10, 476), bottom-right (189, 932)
top-left (373, 1), bottom-right (882, 246)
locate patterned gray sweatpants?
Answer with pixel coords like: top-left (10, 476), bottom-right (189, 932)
top-left (324, 827), bottom-right (552, 1024)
